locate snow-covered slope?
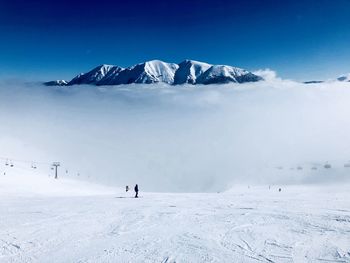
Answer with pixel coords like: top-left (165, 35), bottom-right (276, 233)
top-left (45, 60), bottom-right (263, 86)
top-left (173, 60), bottom-right (212, 84)
top-left (1, 180), bottom-right (349, 262)
top-left (68, 65), bottom-right (119, 85)
top-left (197, 65), bottom-right (262, 84)
top-left (1, 158), bottom-right (350, 262)
top-left (94, 66), bottom-right (124, 85)
top-left (0, 161), bottom-right (117, 197)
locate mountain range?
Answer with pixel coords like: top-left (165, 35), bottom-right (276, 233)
top-left (303, 73), bottom-right (350, 84)
top-left (45, 60), bottom-right (263, 86)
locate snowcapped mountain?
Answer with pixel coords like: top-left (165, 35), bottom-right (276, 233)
top-left (44, 80), bottom-right (68, 86)
top-left (45, 60), bottom-right (263, 86)
top-left (337, 74), bottom-right (350, 82)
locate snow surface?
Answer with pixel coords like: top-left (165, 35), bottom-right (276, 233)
top-left (1, 163), bottom-right (350, 262)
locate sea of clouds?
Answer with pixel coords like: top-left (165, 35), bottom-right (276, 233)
top-left (1, 72), bottom-right (350, 192)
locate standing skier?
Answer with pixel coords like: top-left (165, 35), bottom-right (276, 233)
top-left (134, 184), bottom-right (139, 198)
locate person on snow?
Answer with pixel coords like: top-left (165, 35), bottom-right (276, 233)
top-left (126, 185), bottom-right (129, 192)
top-left (134, 184), bottom-right (139, 198)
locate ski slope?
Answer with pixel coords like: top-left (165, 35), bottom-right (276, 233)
top-left (0, 164), bottom-right (350, 262)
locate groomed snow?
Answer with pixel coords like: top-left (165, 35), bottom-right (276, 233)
top-left (1, 165), bottom-right (349, 262)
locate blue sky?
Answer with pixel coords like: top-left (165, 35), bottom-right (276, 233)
top-left (1, 0), bottom-right (350, 81)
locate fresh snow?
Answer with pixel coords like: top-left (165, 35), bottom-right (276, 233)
top-left (1, 163), bottom-right (350, 262)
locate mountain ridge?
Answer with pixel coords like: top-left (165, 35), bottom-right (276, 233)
top-left (45, 60), bottom-right (263, 86)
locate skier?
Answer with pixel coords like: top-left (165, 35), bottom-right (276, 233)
top-left (126, 185), bottom-right (129, 192)
top-left (134, 184), bottom-right (139, 198)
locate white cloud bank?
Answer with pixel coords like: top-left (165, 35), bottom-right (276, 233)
top-left (1, 78), bottom-right (350, 192)
top-left (253, 68), bottom-right (280, 81)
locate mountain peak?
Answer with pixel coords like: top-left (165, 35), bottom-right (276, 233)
top-left (179, 59), bottom-right (210, 65)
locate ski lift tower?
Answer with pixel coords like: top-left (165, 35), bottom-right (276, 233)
top-left (52, 162), bottom-right (60, 179)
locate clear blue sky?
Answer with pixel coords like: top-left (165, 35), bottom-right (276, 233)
top-left (1, 0), bottom-right (350, 81)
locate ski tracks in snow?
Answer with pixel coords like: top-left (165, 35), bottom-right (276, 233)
top-left (0, 187), bottom-right (350, 262)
